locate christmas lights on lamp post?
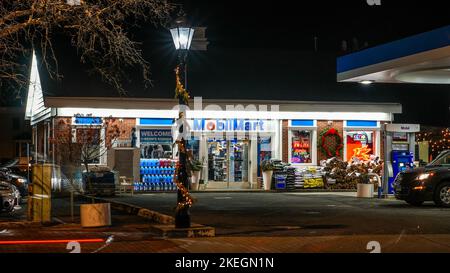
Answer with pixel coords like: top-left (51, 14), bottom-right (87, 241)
top-left (170, 17), bottom-right (195, 228)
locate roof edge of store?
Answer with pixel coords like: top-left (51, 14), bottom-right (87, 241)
top-left (44, 96), bottom-right (402, 113)
top-left (337, 25), bottom-right (450, 74)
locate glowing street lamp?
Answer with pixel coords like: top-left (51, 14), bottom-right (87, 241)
top-left (170, 17), bottom-right (195, 51)
top-left (170, 17), bottom-right (195, 228)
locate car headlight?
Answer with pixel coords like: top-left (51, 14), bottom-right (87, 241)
top-left (417, 172), bottom-right (434, 181)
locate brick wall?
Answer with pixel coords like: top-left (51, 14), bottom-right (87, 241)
top-left (53, 117), bottom-right (136, 144)
top-left (316, 120), bottom-right (344, 164)
top-left (51, 117), bottom-right (137, 165)
top-left (52, 117), bottom-right (76, 166)
top-left (105, 118), bottom-right (136, 146)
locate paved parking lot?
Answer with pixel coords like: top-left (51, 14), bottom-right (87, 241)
top-left (1, 193), bottom-right (450, 253)
top-left (104, 192), bottom-right (450, 237)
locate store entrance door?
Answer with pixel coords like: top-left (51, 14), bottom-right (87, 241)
top-left (207, 138), bottom-right (250, 189)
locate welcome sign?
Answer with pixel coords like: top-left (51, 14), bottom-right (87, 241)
top-left (140, 129), bottom-right (172, 144)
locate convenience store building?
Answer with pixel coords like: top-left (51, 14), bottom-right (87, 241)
top-left (24, 43), bottom-right (415, 190)
top-left (27, 78), bottom-right (400, 190)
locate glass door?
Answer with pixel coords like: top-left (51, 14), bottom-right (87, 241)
top-left (207, 139), bottom-right (228, 182)
top-left (206, 138), bottom-right (249, 188)
top-left (229, 139), bottom-right (249, 183)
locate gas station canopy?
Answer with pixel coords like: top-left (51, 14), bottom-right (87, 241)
top-left (337, 25), bottom-right (450, 84)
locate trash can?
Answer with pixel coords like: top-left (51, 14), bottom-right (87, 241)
top-left (357, 183), bottom-right (374, 198)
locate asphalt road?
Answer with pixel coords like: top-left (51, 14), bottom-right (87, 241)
top-left (2, 194), bottom-right (450, 253)
top-left (106, 192), bottom-right (450, 237)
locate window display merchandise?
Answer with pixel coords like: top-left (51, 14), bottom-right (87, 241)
top-left (141, 144), bottom-right (172, 159)
top-left (138, 159), bottom-right (177, 191)
top-left (346, 131), bottom-right (376, 162)
top-left (291, 130), bottom-right (312, 164)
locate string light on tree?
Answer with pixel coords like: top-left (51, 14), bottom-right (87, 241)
top-left (416, 127), bottom-right (450, 158)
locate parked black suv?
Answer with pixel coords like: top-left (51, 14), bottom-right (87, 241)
top-left (394, 150), bottom-right (450, 207)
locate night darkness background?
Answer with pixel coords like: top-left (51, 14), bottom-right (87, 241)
top-left (179, 0), bottom-right (450, 51)
top-left (32, 0), bottom-right (450, 127)
top-left (177, 0), bottom-right (450, 126)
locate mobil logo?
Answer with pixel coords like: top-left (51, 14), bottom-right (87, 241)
top-left (205, 120), bottom-right (217, 131)
top-left (193, 119), bottom-right (265, 132)
top-left (353, 133), bottom-right (367, 141)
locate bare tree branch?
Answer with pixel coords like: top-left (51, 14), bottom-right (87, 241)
top-left (0, 0), bottom-right (177, 99)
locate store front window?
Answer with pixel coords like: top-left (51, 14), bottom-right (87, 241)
top-left (76, 128), bottom-right (101, 164)
top-left (290, 130), bottom-right (313, 164)
top-left (257, 137), bottom-right (272, 176)
top-left (139, 129), bottom-right (173, 159)
top-left (345, 131), bottom-right (376, 161)
top-left (187, 138), bottom-right (200, 161)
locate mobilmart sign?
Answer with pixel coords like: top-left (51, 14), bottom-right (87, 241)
top-left (191, 119), bottom-right (273, 132)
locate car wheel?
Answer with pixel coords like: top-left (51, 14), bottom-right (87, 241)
top-left (406, 200), bottom-right (424, 206)
top-left (434, 182), bottom-right (450, 207)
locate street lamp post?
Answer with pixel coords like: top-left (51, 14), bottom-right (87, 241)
top-left (170, 17), bottom-right (195, 228)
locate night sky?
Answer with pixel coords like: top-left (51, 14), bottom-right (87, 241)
top-left (175, 0), bottom-right (450, 126)
top-left (179, 0), bottom-right (450, 51)
top-left (12, 0), bottom-right (450, 127)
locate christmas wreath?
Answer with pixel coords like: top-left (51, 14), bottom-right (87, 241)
top-left (319, 127), bottom-right (344, 158)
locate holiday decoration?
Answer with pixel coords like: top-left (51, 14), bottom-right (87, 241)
top-left (174, 66), bottom-right (190, 104)
top-left (319, 127), bottom-right (344, 158)
top-left (173, 63), bottom-right (194, 228)
top-left (416, 127), bottom-right (450, 160)
top-left (173, 140), bottom-right (195, 212)
top-left (351, 145), bottom-right (372, 161)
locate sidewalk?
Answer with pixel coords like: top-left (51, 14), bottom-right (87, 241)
top-left (0, 196), bottom-right (181, 253)
top-left (2, 230), bottom-right (450, 253)
top-left (164, 234), bottom-right (450, 253)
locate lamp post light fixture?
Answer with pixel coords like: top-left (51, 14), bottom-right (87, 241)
top-left (170, 18), bottom-right (195, 51)
top-left (170, 17), bottom-right (195, 89)
top-left (359, 80), bottom-right (374, 85)
top-left (170, 17), bottom-right (195, 228)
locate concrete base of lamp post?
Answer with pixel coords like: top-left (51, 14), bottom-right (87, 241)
top-left (150, 223), bottom-right (215, 238)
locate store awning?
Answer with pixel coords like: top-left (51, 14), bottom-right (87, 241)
top-left (337, 25), bottom-right (450, 84)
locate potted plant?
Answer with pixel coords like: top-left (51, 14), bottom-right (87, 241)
top-left (356, 173), bottom-right (374, 198)
top-left (261, 160), bottom-right (274, 191)
top-left (190, 158), bottom-right (204, 191)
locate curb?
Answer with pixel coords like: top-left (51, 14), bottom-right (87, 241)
top-left (0, 221), bottom-right (51, 229)
top-left (132, 189), bottom-right (358, 193)
top-left (79, 195), bottom-right (216, 238)
top-left (79, 195), bottom-right (175, 225)
top-left (150, 224), bottom-right (215, 238)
